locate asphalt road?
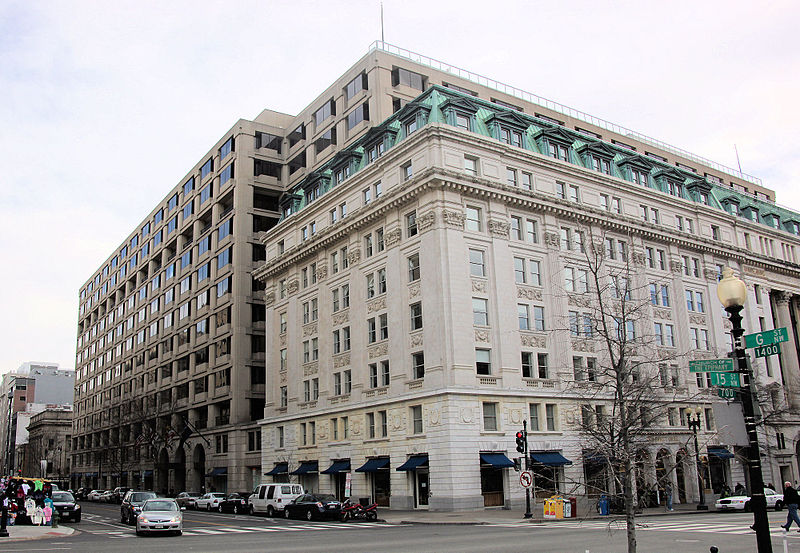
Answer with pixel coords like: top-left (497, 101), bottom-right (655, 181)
top-left (5, 501), bottom-right (800, 553)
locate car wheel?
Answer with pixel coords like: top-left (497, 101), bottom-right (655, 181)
top-left (175, 530), bottom-right (182, 536)
top-left (267, 505), bottom-right (275, 518)
top-left (249, 504), bottom-right (256, 516)
top-left (775, 501), bottom-right (784, 511)
top-left (306, 509), bottom-right (314, 521)
top-left (744, 501), bottom-right (752, 512)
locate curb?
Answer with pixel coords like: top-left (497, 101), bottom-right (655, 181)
top-left (0, 527), bottom-right (76, 542)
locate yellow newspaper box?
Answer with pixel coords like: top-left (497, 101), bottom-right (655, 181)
top-left (543, 495), bottom-right (565, 519)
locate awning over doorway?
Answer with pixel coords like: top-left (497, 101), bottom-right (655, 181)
top-left (396, 454), bottom-right (429, 471)
top-left (707, 446), bottom-right (734, 459)
top-left (290, 461), bottom-right (319, 475)
top-left (321, 460), bottom-right (351, 474)
top-left (582, 451), bottom-right (607, 464)
top-left (143, 470), bottom-right (154, 477)
top-left (480, 453), bottom-right (515, 468)
top-left (530, 451), bottom-right (573, 466)
top-left (265, 463), bottom-right (288, 476)
top-left (355, 458), bottom-right (390, 472)
top-left (206, 467), bottom-right (228, 477)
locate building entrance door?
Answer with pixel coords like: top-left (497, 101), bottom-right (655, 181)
top-left (415, 470), bottom-right (429, 508)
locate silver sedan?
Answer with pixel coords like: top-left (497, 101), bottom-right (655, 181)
top-left (136, 499), bottom-right (184, 536)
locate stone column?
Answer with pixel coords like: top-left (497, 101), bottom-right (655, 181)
top-left (773, 292), bottom-right (800, 410)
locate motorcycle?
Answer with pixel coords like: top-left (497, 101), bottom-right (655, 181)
top-left (340, 499), bottom-right (378, 521)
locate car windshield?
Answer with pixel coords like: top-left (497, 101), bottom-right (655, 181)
top-left (212, 493), bottom-right (225, 498)
top-left (143, 500), bottom-right (178, 511)
top-left (131, 492), bottom-right (157, 502)
top-left (53, 492), bottom-right (74, 502)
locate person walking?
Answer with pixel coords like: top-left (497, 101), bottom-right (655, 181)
top-left (734, 482), bottom-right (745, 496)
top-left (781, 481), bottom-right (800, 531)
top-left (665, 482), bottom-right (674, 511)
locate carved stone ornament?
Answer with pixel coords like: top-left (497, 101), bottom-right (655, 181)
top-left (567, 293), bottom-right (591, 307)
top-left (391, 412), bottom-right (404, 431)
top-left (474, 329), bottom-right (491, 342)
top-left (279, 334), bottom-right (287, 346)
top-left (571, 339), bottom-right (595, 352)
top-left (689, 314), bottom-right (706, 325)
top-left (347, 247), bottom-right (361, 266)
top-left (632, 252), bottom-right (647, 266)
top-left (704, 268), bottom-right (718, 281)
top-left (368, 343), bottom-right (388, 358)
top-left (408, 283), bottom-right (421, 298)
top-left (317, 425), bottom-right (327, 440)
top-left (351, 419), bottom-right (361, 436)
top-left (333, 354), bottom-right (350, 368)
top-left (265, 292), bottom-right (275, 306)
top-left (670, 260), bottom-right (683, 274)
top-left (303, 362), bottom-right (319, 376)
top-left (287, 279), bottom-right (299, 295)
top-left (471, 279), bottom-right (487, 293)
top-left (487, 219), bottom-right (510, 239)
top-left (442, 210), bottom-right (465, 228)
top-left (367, 296), bottom-right (387, 313)
top-left (418, 211), bottom-right (436, 232)
top-left (653, 308), bottom-right (672, 320)
top-left (302, 323), bottom-right (318, 337)
top-left (315, 264), bottom-right (328, 282)
top-left (410, 333), bottom-right (423, 347)
top-left (332, 312), bottom-right (349, 326)
top-left (743, 265), bottom-right (766, 277)
top-left (280, 371), bottom-right (287, 383)
top-left (460, 407), bottom-right (475, 424)
top-left (384, 228), bottom-right (403, 248)
top-left (428, 407), bottom-right (441, 426)
top-left (774, 290), bottom-right (791, 305)
top-left (544, 232), bottom-right (560, 248)
top-left (518, 287), bottom-right (543, 301)
top-left (520, 334), bottom-right (546, 348)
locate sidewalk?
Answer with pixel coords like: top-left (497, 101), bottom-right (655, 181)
top-left (380, 503), bottom-right (715, 525)
top-left (0, 524), bottom-right (75, 542)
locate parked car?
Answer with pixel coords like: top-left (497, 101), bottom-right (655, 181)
top-left (121, 491), bottom-right (159, 524)
top-left (87, 489), bottom-right (105, 501)
top-left (52, 491), bottom-right (82, 523)
top-left (100, 490), bottom-right (115, 502)
top-left (249, 483), bottom-right (305, 517)
top-left (112, 487), bottom-right (131, 503)
top-left (194, 492), bottom-right (226, 511)
top-left (74, 487), bottom-right (89, 501)
top-left (136, 498), bottom-right (184, 536)
top-left (284, 493), bottom-right (342, 521)
top-left (715, 487), bottom-right (784, 511)
top-left (176, 492), bottom-right (202, 510)
top-left (218, 493), bottom-right (250, 514)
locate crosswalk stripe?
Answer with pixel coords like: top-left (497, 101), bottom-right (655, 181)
top-left (215, 527), bottom-right (252, 533)
top-left (190, 528), bottom-right (226, 534)
top-left (241, 526), bottom-right (281, 532)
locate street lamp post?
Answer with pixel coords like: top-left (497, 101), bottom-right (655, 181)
top-left (686, 409), bottom-right (708, 510)
top-left (717, 267), bottom-right (772, 553)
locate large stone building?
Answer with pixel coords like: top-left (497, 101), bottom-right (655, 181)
top-left (252, 44), bottom-right (800, 511)
top-left (74, 42), bottom-right (800, 509)
top-left (23, 406), bottom-right (73, 484)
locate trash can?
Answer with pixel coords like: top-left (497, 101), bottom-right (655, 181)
top-left (598, 495), bottom-right (609, 516)
top-left (568, 497), bottom-right (577, 518)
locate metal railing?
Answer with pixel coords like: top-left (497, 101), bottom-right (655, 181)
top-left (369, 41), bottom-right (763, 187)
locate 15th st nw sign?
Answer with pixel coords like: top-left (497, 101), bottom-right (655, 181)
top-left (744, 327), bottom-right (789, 349)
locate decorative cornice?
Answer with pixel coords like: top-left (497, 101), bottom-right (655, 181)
top-left (384, 228), bottom-right (402, 249)
top-left (488, 219), bottom-right (510, 239)
top-left (442, 209), bottom-right (465, 228)
top-left (418, 210), bottom-right (436, 233)
top-left (517, 287), bottom-right (543, 301)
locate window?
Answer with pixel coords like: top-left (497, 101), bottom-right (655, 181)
top-left (412, 352), bottom-right (425, 379)
top-left (533, 306), bottom-right (545, 331)
top-left (411, 405), bottom-right (423, 434)
top-left (220, 164), bottom-right (234, 186)
top-left (347, 103), bottom-right (369, 129)
top-left (545, 404), bottom-right (557, 431)
top-left (564, 267), bottom-right (588, 293)
top-left (518, 304), bottom-right (530, 330)
top-left (315, 128), bottom-right (336, 153)
top-left (469, 249), bottom-right (485, 277)
top-left (592, 156), bottom-right (612, 175)
top-left (549, 143), bottom-right (569, 161)
top-left (690, 328), bottom-right (709, 350)
top-left (392, 67), bottom-right (425, 90)
top-left (464, 156), bottom-right (478, 176)
top-left (630, 167), bottom-right (648, 186)
top-left (507, 167), bottom-right (517, 187)
top-left (406, 210), bottom-right (417, 236)
top-left (472, 298), bottom-right (489, 326)
top-left (711, 225), bottom-right (720, 241)
top-left (483, 403), bottom-right (498, 431)
top-left (529, 260), bottom-right (542, 286)
top-left (686, 290), bottom-right (705, 313)
top-left (402, 162), bottom-right (413, 182)
top-left (369, 360), bottom-right (390, 388)
top-left (408, 253), bottom-right (420, 281)
top-left (465, 206), bottom-right (482, 231)
top-left (345, 72), bottom-right (368, 100)
top-left (410, 302), bottom-right (423, 330)
top-left (514, 257), bottom-right (527, 284)
top-left (476, 348), bottom-right (491, 375)
top-left (313, 99), bottom-right (335, 127)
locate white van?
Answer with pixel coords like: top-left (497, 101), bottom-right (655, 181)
top-left (249, 483), bottom-right (304, 516)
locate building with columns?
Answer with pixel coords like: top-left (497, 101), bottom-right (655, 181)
top-left (253, 44), bottom-right (800, 511)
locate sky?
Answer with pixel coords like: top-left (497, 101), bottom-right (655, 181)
top-left (1, 0), bottom-right (799, 375)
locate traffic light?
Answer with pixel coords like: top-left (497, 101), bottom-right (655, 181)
top-left (513, 457), bottom-right (522, 472)
top-left (515, 430), bottom-right (526, 453)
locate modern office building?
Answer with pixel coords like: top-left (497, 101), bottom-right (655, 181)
top-left (74, 42), bottom-right (800, 509)
top-left (252, 44), bottom-right (800, 511)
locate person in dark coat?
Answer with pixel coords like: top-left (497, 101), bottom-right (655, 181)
top-left (734, 482), bottom-right (745, 495)
top-left (781, 481), bottom-right (800, 531)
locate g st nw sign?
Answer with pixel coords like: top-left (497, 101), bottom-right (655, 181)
top-left (689, 358), bottom-right (735, 373)
top-left (744, 327), bottom-right (789, 349)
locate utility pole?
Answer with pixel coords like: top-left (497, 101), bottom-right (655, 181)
top-left (517, 421), bottom-right (531, 518)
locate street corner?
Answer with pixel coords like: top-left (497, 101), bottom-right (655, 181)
top-left (2, 525), bottom-right (76, 542)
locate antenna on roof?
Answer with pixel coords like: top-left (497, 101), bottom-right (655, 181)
top-left (734, 144), bottom-right (743, 174)
top-left (381, 2), bottom-right (385, 43)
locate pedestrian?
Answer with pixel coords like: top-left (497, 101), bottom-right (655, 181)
top-left (720, 483), bottom-right (731, 498)
top-left (665, 481), bottom-right (674, 511)
top-left (734, 482), bottom-right (745, 495)
top-left (781, 481), bottom-right (800, 532)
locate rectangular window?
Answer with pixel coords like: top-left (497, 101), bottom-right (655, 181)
top-left (406, 210), bottom-right (417, 236)
top-left (411, 405), bottom-right (423, 434)
top-left (476, 348), bottom-right (491, 375)
top-left (313, 98), bottom-right (335, 127)
top-left (483, 402), bottom-right (498, 431)
top-left (345, 72), bottom-right (368, 100)
top-left (518, 304), bottom-right (530, 330)
top-left (410, 302), bottom-right (423, 330)
top-left (473, 297), bottom-right (489, 326)
top-left (347, 103), bottom-right (369, 129)
top-left (469, 249), bottom-right (485, 277)
top-left (200, 158), bottom-right (213, 180)
top-left (465, 206), bottom-right (482, 231)
top-left (464, 156), bottom-right (478, 176)
top-left (408, 253), bottom-right (420, 281)
top-left (545, 404), bottom-right (556, 431)
top-left (412, 352), bottom-right (425, 380)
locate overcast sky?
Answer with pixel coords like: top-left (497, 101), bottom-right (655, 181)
top-left (2, 0), bottom-right (798, 375)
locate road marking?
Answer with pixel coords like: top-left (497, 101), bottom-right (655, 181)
top-left (190, 528), bottom-right (226, 534)
top-left (241, 526), bottom-right (281, 532)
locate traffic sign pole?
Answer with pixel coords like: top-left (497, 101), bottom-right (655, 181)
top-left (523, 419), bottom-right (532, 519)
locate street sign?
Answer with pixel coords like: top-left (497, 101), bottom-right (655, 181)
top-left (689, 359), bottom-right (735, 373)
top-left (754, 343), bottom-right (781, 359)
top-left (718, 388), bottom-right (737, 399)
top-left (744, 327), bottom-right (789, 349)
top-left (520, 471), bottom-right (533, 488)
top-left (709, 372), bottom-right (741, 387)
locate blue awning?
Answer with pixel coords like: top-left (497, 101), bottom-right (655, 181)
top-left (480, 453), bottom-right (515, 468)
top-left (85, 472), bottom-right (97, 477)
top-left (530, 451), bottom-right (573, 467)
top-left (583, 451), bottom-right (607, 464)
top-left (143, 470), bottom-right (154, 477)
top-left (206, 467), bottom-right (228, 477)
top-left (708, 446), bottom-right (734, 459)
top-left (321, 460), bottom-right (351, 474)
top-left (290, 461), bottom-right (319, 475)
top-left (355, 458), bottom-right (390, 472)
top-left (265, 463), bottom-right (288, 476)
top-left (396, 454), bottom-right (429, 471)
